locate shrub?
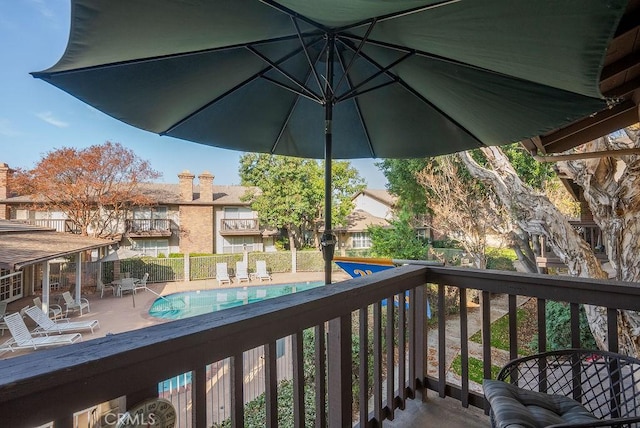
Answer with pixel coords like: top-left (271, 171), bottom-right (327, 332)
top-left (486, 248), bottom-right (517, 271)
top-left (530, 301), bottom-right (597, 351)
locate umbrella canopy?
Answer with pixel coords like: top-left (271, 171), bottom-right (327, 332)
top-left (33, 0), bottom-right (628, 282)
top-left (97, 247), bottom-right (142, 263)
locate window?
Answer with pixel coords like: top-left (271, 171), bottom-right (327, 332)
top-left (352, 232), bottom-right (371, 249)
top-left (132, 239), bottom-right (169, 257)
top-left (222, 236), bottom-right (257, 254)
top-left (133, 206), bottom-right (168, 219)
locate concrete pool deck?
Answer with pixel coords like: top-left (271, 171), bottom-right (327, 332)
top-left (0, 271), bottom-right (351, 357)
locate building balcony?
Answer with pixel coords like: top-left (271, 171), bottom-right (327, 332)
top-left (1, 266), bottom-right (637, 427)
top-left (219, 218), bottom-right (261, 235)
top-left (26, 218), bottom-right (81, 234)
top-left (125, 219), bottom-right (174, 237)
top-left (537, 221), bottom-right (608, 268)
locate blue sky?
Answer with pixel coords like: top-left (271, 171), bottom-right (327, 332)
top-left (0, 1), bottom-right (388, 188)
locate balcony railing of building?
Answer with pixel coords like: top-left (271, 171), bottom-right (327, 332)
top-left (219, 218), bottom-right (261, 235)
top-left (125, 218), bottom-right (174, 237)
top-left (26, 218), bottom-right (81, 234)
top-left (1, 265), bottom-right (639, 427)
top-left (538, 220), bottom-right (607, 268)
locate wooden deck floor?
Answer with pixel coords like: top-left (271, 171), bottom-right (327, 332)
top-left (383, 390), bottom-right (490, 427)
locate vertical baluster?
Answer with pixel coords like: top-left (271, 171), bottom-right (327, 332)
top-left (386, 295), bottom-right (395, 420)
top-left (607, 308), bottom-right (621, 418)
top-left (537, 298), bottom-right (547, 393)
top-left (315, 324), bottom-right (326, 427)
top-left (438, 285), bottom-right (446, 398)
top-left (508, 295), bottom-right (518, 361)
top-left (265, 342), bottom-right (278, 428)
top-left (293, 331), bottom-right (305, 428)
top-left (607, 308), bottom-right (619, 353)
top-left (570, 303), bottom-right (580, 348)
top-left (374, 302), bottom-right (382, 423)
top-left (193, 367), bottom-right (206, 428)
top-left (482, 290), bottom-right (492, 414)
top-left (327, 316), bottom-right (352, 427)
top-left (359, 306), bottom-right (369, 427)
top-left (411, 287), bottom-right (425, 398)
top-left (398, 291), bottom-right (407, 408)
top-left (569, 303), bottom-right (582, 401)
top-left (230, 353), bottom-right (244, 427)
top-left (460, 288), bottom-right (469, 408)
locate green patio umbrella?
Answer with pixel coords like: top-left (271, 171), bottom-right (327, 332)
top-left (33, 0), bottom-right (628, 284)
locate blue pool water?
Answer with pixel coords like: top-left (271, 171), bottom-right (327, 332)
top-left (149, 282), bottom-right (323, 320)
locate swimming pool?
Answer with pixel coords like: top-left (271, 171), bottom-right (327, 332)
top-left (149, 282), bottom-right (323, 320)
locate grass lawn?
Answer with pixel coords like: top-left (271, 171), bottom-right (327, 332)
top-left (451, 355), bottom-right (501, 383)
top-left (469, 301), bottom-right (536, 356)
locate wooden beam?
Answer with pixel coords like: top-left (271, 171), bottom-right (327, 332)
top-left (540, 101), bottom-right (638, 153)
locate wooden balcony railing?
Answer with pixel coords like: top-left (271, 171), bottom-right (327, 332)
top-left (125, 218), bottom-right (173, 236)
top-left (538, 221), bottom-right (607, 268)
top-left (27, 219), bottom-right (81, 234)
top-left (219, 218), bottom-right (260, 235)
top-left (1, 266), bottom-right (639, 427)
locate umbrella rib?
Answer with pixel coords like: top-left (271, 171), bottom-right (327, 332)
top-left (260, 76), bottom-right (323, 104)
top-left (334, 49), bottom-right (376, 158)
top-left (270, 50), bottom-right (325, 154)
top-left (161, 42), bottom-right (320, 135)
top-left (292, 17), bottom-right (326, 98)
top-left (335, 49), bottom-right (412, 102)
top-left (31, 34), bottom-right (317, 78)
top-left (246, 45), bottom-right (322, 103)
top-left (334, 20), bottom-right (377, 95)
top-left (335, 0), bottom-right (460, 33)
top-left (341, 33), bottom-right (523, 81)
top-left (340, 39), bottom-right (486, 148)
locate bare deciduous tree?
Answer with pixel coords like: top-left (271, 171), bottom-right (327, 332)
top-left (10, 142), bottom-right (161, 238)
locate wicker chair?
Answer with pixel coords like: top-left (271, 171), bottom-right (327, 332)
top-left (484, 349), bottom-right (640, 428)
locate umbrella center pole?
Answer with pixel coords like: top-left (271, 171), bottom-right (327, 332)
top-left (321, 34), bottom-right (336, 286)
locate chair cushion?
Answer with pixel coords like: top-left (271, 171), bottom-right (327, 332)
top-left (484, 379), bottom-right (600, 428)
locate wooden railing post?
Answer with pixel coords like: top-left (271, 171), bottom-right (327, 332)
top-left (327, 316), bottom-right (352, 427)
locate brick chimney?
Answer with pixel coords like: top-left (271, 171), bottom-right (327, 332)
top-left (198, 171), bottom-right (214, 202)
top-left (178, 170), bottom-right (195, 202)
top-left (0, 163), bottom-right (11, 219)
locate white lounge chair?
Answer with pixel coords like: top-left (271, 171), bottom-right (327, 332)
top-left (134, 272), bottom-right (150, 292)
top-left (1, 312), bottom-right (82, 351)
top-left (216, 263), bottom-right (231, 285)
top-left (255, 260), bottom-right (272, 281)
top-left (235, 261), bottom-right (250, 283)
top-left (62, 291), bottom-right (90, 316)
top-left (33, 296), bottom-right (63, 320)
top-left (26, 306), bottom-right (100, 334)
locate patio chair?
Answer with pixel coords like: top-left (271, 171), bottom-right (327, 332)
top-left (25, 306), bottom-right (100, 334)
top-left (61, 291), bottom-right (90, 316)
top-left (1, 312), bottom-right (82, 351)
top-left (235, 262), bottom-right (250, 283)
top-left (97, 278), bottom-right (116, 298)
top-left (118, 278), bottom-right (137, 297)
top-left (484, 349), bottom-right (640, 428)
top-left (216, 263), bottom-right (231, 286)
top-left (134, 273), bottom-right (150, 293)
top-left (255, 260), bottom-right (272, 281)
top-left (33, 296), bottom-right (63, 320)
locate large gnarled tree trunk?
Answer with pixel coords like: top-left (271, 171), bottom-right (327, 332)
top-left (459, 145), bottom-right (640, 356)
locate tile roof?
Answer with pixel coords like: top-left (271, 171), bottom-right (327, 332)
top-left (1, 183), bottom-right (257, 206)
top-left (0, 220), bottom-right (115, 270)
top-left (332, 209), bottom-right (390, 232)
top-left (353, 189), bottom-right (397, 207)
